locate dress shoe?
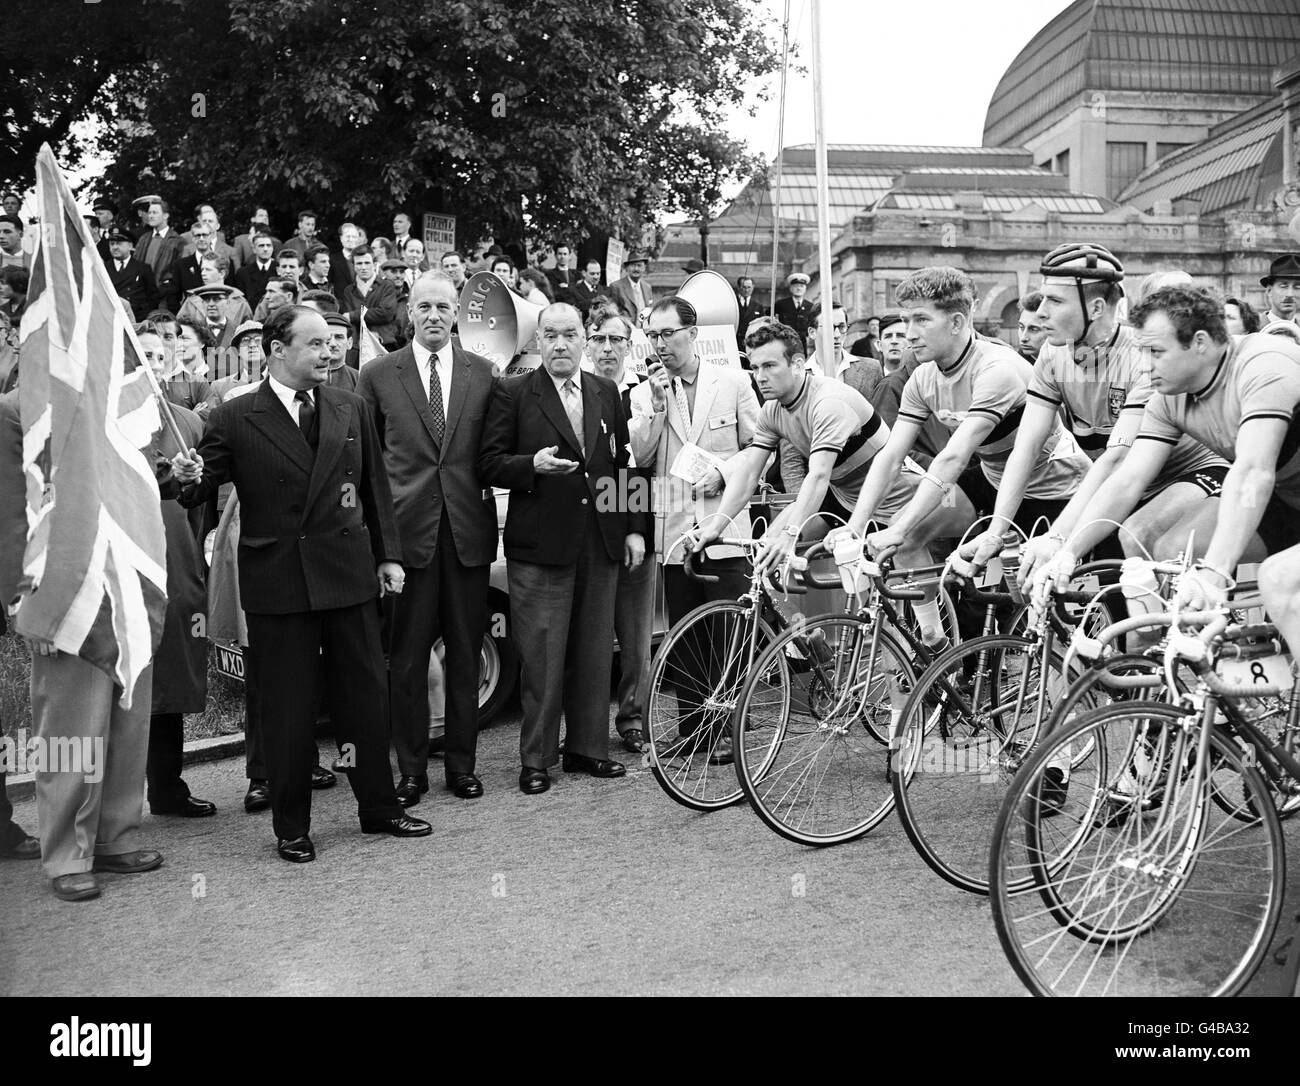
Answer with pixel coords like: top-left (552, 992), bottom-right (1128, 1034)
top-left (446, 772), bottom-right (483, 799)
top-left (244, 780), bottom-right (271, 813)
top-left (561, 752), bottom-right (627, 778)
top-left (52, 872), bottom-right (100, 901)
top-left (277, 835), bottom-right (316, 863)
top-left (0, 833), bottom-right (40, 860)
top-left (359, 814), bottom-right (432, 837)
top-left (620, 728), bottom-right (646, 754)
top-left (519, 767), bottom-right (551, 794)
top-left (150, 795), bottom-right (217, 818)
top-left (395, 773), bottom-right (430, 807)
top-left (311, 765), bottom-right (337, 790)
top-left (92, 849), bottom-right (164, 874)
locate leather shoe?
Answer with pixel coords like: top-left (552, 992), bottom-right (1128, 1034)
top-left (311, 765), bottom-right (337, 790)
top-left (446, 772), bottom-right (483, 799)
top-left (52, 872), bottom-right (100, 901)
top-left (359, 814), bottom-right (432, 837)
top-left (561, 752), bottom-right (627, 778)
top-left (93, 849), bottom-right (164, 874)
top-left (277, 835), bottom-right (315, 863)
top-left (395, 773), bottom-right (430, 807)
top-left (519, 767), bottom-right (551, 794)
top-left (620, 728), bottom-right (646, 754)
top-left (0, 832), bottom-right (40, 860)
top-left (244, 780), bottom-right (271, 813)
top-left (150, 795), bottom-right (217, 818)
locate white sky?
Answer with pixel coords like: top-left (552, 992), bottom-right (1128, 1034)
top-left (721, 0), bottom-right (1076, 172)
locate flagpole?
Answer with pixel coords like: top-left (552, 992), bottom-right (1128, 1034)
top-left (811, 0), bottom-right (835, 372)
top-left (135, 352), bottom-right (196, 455)
top-left (768, 0), bottom-right (792, 319)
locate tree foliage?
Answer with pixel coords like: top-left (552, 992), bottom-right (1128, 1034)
top-left (1, 0), bottom-right (780, 249)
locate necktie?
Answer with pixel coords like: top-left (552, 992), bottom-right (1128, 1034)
top-left (674, 376), bottom-right (692, 431)
top-left (428, 357), bottom-right (445, 442)
top-left (294, 389), bottom-right (317, 449)
top-left (562, 379), bottom-right (585, 456)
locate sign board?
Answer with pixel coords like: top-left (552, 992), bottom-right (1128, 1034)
top-left (693, 324), bottom-right (743, 368)
top-left (214, 642), bottom-right (244, 682)
top-left (605, 238), bottom-right (626, 287)
top-left (423, 212), bottom-right (456, 255)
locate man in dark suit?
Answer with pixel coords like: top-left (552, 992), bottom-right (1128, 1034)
top-left (233, 234), bottom-right (278, 310)
top-left (774, 272), bottom-right (812, 350)
top-left (545, 242), bottom-right (578, 301)
top-left (585, 304), bottom-right (655, 754)
top-left (230, 211), bottom-right (281, 274)
top-left (736, 275), bottom-right (766, 354)
top-left (171, 305), bottom-right (431, 861)
top-left (569, 259), bottom-right (604, 321)
top-left (358, 273), bottom-right (499, 804)
top-left (133, 197), bottom-right (185, 313)
top-left (339, 247), bottom-right (399, 350)
top-left (105, 229), bottom-right (161, 321)
top-left (479, 302), bottom-right (647, 794)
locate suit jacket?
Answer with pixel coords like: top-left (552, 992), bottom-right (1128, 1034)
top-left (478, 366), bottom-right (646, 565)
top-left (179, 381), bottom-right (401, 614)
top-left (339, 276), bottom-right (399, 348)
top-left (177, 251), bottom-right (226, 296)
top-left (545, 266), bottom-right (578, 299)
top-left (357, 342), bottom-right (499, 570)
top-left (230, 233), bottom-right (283, 273)
top-left (133, 229), bottom-right (185, 311)
top-left (233, 260), bottom-right (276, 309)
top-left (608, 276), bottom-right (653, 321)
top-left (329, 251), bottom-right (355, 297)
top-left (567, 280), bottom-right (604, 319)
top-left (628, 361), bottom-right (760, 563)
top-left (107, 256), bottom-right (161, 321)
top-left (736, 295), bottom-right (766, 350)
top-left (774, 296), bottom-right (812, 347)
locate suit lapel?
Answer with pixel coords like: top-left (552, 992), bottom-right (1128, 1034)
top-left (443, 344), bottom-right (471, 448)
top-left (395, 348), bottom-right (439, 447)
top-left (247, 381), bottom-right (315, 476)
top-left (535, 369), bottom-right (583, 459)
top-left (688, 363), bottom-right (719, 444)
top-left (304, 388), bottom-right (348, 513)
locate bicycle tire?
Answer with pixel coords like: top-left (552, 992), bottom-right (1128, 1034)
top-left (733, 614), bottom-right (915, 846)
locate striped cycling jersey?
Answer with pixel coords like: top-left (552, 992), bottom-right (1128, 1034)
top-left (752, 372), bottom-right (914, 509)
top-left (1138, 332), bottom-right (1300, 508)
top-left (1028, 324), bottom-right (1225, 482)
top-left (898, 333), bottom-right (1089, 501)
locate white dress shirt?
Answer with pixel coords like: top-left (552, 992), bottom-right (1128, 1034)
top-left (267, 372), bottom-right (314, 424)
top-left (412, 339), bottom-right (453, 418)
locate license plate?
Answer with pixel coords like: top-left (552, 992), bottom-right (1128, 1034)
top-left (214, 642), bottom-right (245, 682)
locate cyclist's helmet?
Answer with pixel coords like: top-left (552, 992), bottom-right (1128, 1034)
top-left (1038, 243), bottom-right (1125, 341)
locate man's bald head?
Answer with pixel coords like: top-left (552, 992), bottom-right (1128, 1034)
top-left (538, 301), bottom-right (583, 329)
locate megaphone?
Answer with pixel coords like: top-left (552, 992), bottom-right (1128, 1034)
top-left (458, 272), bottom-right (545, 368)
top-left (677, 268), bottom-right (740, 330)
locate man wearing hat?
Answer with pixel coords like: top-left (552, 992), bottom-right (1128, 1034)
top-left (735, 275), bottom-right (765, 355)
top-left (92, 197), bottom-right (121, 262)
top-left (609, 251), bottom-right (654, 322)
top-left (187, 282), bottom-right (250, 354)
top-left (678, 257), bottom-right (706, 292)
top-left (106, 228), bottom-right (161, 321)
top-left (323, 313), bottom-right (358, 391)
top-left (205, 321), bottom-right (265, 408)
top-left (132, 196), bottom-right (185, 312)
top-left (380, 257), bottom-right (413, 345)
top-left (1261, 254), bottom-right (1300, 330)
top-left (775, 272), bottom-right (812, 349)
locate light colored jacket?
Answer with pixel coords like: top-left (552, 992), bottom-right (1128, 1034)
top-left (628, 360), bottom-right (760, 563)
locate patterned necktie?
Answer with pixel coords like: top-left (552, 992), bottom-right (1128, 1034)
top-left (562, 379), bottom-right (585, 456)
top-left (428, 357), bottom-right (445, 442)
top-left (674, 376), bottom-right (692, 431)
top-left (294, 389), bottom-right (317, 449)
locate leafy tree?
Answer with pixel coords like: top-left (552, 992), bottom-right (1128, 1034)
top-left (2, 0), bottom-right (779, 250)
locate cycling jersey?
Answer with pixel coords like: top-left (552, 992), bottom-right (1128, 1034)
top-left (1137, 332), bottom-right (1300, 509)
top-left (898, 334), bottom-right (1088, 500)
top-left (1028, 324), bottom-right (1225, 483)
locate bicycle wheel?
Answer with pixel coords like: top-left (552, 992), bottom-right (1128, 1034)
top-left (646, 600), bottom-right (788, 811)
top-left (990, 701), bottom-right (1285, 997)
top-left (892, 634), bottom-right (1084, 894)
top-left (733, 615), bottom-right (915, 846)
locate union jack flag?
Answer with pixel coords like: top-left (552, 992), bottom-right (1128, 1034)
top-left (16, 145), bottom-right (166, 708)
top-left (357, 305), bottom-right (385, 367)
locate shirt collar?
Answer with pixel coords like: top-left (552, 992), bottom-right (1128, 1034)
top-left (412, 339), bottom-right (453, 371)
top-left (552, 368), bottom-right (581, 393)
top-left (783, 370), bottom-right (813, 412)
top-left (804, 351), bottom-right (849, 378)
top-left (266, 372), bottom-right (312, 412)
top-left (1191, 342), bottom-right (1233, 402)
top-left (937, 333), bottom-right (976, 377)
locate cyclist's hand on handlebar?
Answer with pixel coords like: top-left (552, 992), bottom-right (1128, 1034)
top-left (948, 529), bottom-right (1002, 581)
top-left (823, 525), bottom-right (857, 552)
top-left (866, 526), bottom-right (904, 564)
top-left (1017, 533), bottom-right (1063, 586)
top-left (686, 525), bottom-right (719, 553)
top-left (1173, 567), bottom-right (1228, 615)
top-left (754, 529), bottom-right (797, 577)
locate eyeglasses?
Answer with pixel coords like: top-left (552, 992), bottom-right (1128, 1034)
top-left (645, 327), bottom-right (686, 342)
top-left (589, 334), bottom-right (628, 346)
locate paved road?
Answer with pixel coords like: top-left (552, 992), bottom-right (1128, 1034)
top-left (2, 706), bottom-right (1298, 997)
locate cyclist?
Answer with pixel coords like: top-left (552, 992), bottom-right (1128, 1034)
top-left (1033, 283), bottom-right (1300, 613)
top-left (830, 266), bottom-right (1090, 647)
top-left (951, 244), bottom-right (1228, 580)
